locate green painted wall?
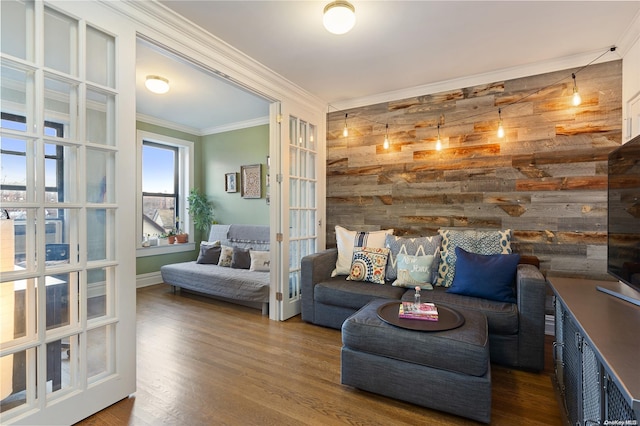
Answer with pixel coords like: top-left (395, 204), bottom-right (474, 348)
top-left (135, 122), bottom-right (269, 276)
top-left (201, 125), bottom-right (270, 225)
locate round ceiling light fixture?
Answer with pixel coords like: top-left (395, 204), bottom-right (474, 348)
top-left (145, 75), bottom-right (170, 94)
top-left (323, 1), bottom-right (356, 35)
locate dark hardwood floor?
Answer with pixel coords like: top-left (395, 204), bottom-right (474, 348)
top-left (76, 284), bottom-right (562, 425)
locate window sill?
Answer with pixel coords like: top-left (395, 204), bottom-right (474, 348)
top-left (136, 242), bottom-right (196, 258)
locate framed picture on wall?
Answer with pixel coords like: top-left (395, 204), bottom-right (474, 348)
top-left (225, 172), bottom-right (237, 193)
top-left (241, 164), bottom-right (261, 199)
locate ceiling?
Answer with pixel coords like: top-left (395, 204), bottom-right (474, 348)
top-left (138, 1), bottom-right (640, 134)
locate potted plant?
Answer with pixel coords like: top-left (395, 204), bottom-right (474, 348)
top-left (166, 229), bottom-right (177, 244)
top-left (173, 217), bottom-right (188, 243)
top-left (187, 188), bottom-right (215, 237)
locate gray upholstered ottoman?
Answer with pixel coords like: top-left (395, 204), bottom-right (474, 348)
top-left (341, 298), bottom-right (491, 423)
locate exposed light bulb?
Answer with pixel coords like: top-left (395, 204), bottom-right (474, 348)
top-left (436, 124), bottom-right (442, 151)
top-left (497, 108), bottom-right (505, 138)
top-left (343, 113), bottom-right (349, 137)
top-left (323, 1), bottom-right (356, 35)
top-left (383, 124), bottom-right (389, 149)
top-left (572, 87), bottom-right (581, 106)
top-left (571, 73), bottom-right (581, 106)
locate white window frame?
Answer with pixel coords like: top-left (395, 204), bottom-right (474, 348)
top-left (135, 129), bottom-right (195, 257)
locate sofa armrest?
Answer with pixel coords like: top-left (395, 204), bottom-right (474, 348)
top-left (301, 248), bottom-right (338, 323)
top-left (515, 263), bottom-right (547, 371)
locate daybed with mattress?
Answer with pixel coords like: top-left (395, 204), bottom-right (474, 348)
top-left (160, 224), bottom-right (271, 314)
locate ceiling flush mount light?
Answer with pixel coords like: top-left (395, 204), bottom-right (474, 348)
top-left (323, 1), bottom-right (356, 35)
top-left (571, 73), bottom-right (581, 106)
top-left (145, 75), bottom-right (170, 94)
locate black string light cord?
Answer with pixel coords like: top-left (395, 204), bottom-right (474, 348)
top-left (329, 46), bottom-right (618, 141)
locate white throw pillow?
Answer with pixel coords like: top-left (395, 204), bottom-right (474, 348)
top-left (249, 250), bottom-right (271, 272)
top-left (332, 225), bottom-right (394, 277)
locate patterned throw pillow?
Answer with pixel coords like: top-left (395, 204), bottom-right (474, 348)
top-left (249, 250), bottom-right (271, 272)
top-left (392, 253), bottom-right (436, 289)
top-left (217, 245), bottom-right (234, 267)
top-left (347, 247), bottom-right (390, 285)
top-left (332, 225), bottom-right (393, 276)
top-left (436, 229), bottom-right (512, 287)
top-left (385, 234), bottom-right (442, 281)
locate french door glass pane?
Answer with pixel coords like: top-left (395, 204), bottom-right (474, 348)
top-left (44, 7), bottom-right (77, 76)
top-left (86, 89), bottom-right (115, 146)
top-left (2, 209), bottom-right (36, 270)
top-left (0, 348), bottom-right (29, 413)
top-left (87, 267), bottom-right (111, 320)
top-left (46, 335), bottom-right (76, 396)
top-left (86, 26), bottom-right (115, 88)
top-left (87, 208), bottom-right (115, 262)
top-left (44, 273), bottom-right (73, 330)
top-left (1, 64), bottom-right (34, 128)
top-left (44, 144), bottom-right (78, 204)
top-left (1, 137), bottom-right (28, 194)
top-left (1, 0), bottom-right (34, 61)
top-left (44, 76), bottom-right (77, 140)
top-left (87, 325), bottom-right (111, 381)
top-left (86, 149), bottom-right (115, 203)
top-left (289, 146), bottom-right (297, 175)
top-left (309, 124), bottom-right (316, 150)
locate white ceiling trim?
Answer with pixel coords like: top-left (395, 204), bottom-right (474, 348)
top-left (135, 113), bottom-right (270, 137)
top-left (101, 0), bottom-right (326, 112)
top-left (202, 116), bottom-right (270, 136)
top-left (616, 10), bottom-right (640, 57)
top-left (331, 48), bottom-right (623, 112)
top-left (136, 113), bottom-right (202, 136)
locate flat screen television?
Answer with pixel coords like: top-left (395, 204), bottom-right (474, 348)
top-left (602, 134), bottom-right (640, 306)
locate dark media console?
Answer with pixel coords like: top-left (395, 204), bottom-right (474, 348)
top-left (550, 277), bottom-right (639, 426)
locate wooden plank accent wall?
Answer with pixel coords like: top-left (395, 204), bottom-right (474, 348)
top-left (326, 61), bottom-right (622, 280)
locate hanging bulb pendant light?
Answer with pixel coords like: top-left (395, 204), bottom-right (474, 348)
top-left (383, 124), bottom-right (389, 149)
top-left (343, 113), bottom-right (349, 137)
top-left (572, 73), bottom-right (582, 106)
top-left (497, 108), bottom-right (505, 138)
top-left (436, 124), bottom-right (442, 151)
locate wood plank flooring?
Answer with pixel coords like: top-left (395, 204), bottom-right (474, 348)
top-left (76, 284), bottom-right (562, 425)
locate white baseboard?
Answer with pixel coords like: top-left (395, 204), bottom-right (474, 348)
top-left (545, 314), bottom-right (555, 336)
top-left (136, 271), bottom-right (163, 288)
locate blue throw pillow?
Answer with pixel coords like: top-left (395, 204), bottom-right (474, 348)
top-left (447, 247), bottom-right (520, 303)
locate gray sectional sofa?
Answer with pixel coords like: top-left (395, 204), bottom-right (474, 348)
top-left (161, 224), bottom-right (270, 314)
top-left (301, 246), bottom-right (547, 371)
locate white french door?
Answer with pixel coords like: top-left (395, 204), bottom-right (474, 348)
top-left (0, 1), bottom-right (136, 424)
top-left (270, 102), bottom-right (325, 321)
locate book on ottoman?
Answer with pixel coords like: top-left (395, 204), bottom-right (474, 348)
top-left (399, 302), bottom-right (439, 321)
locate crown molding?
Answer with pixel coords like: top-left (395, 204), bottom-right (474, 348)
top-left (101, 0), bottom-right (326, 114)
top-left (330, 48), bottom-right (621, 111)
top-left (136, 113), bottom-right (202, 136)
top-left (616, 8), bottom-right (640, 57)
top-left (136, 113), bottom-right (269, 136)
top-left (202, 116), bottom-right (270, 136)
